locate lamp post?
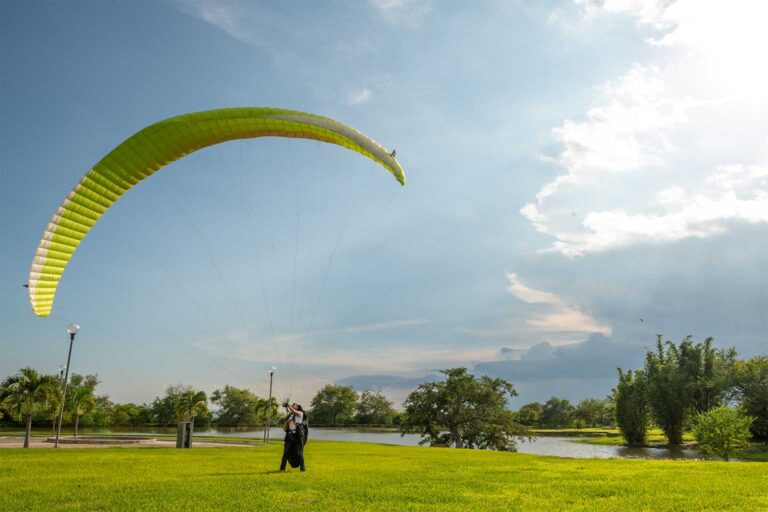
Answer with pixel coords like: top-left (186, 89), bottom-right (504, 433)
top-left (52, 365), bottom-right (67, 435)
top-left (264, 366), bottom-right (276, 444)
top-left (54, 323), bottom-right (79, 448)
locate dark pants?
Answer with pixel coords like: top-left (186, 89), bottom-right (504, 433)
top-left (280, 430), bottom-right (305, 470)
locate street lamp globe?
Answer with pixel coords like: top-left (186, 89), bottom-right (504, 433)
top-left (66, 323), bottom-right (80, 336)
top-left (268, 366), bottom-right (276, 374)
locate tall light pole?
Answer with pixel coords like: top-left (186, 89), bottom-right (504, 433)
top-left (264, 366), bottom-right (276, 444)
top-left (54, 323), bottom-right (79, 448)
top-left (52, 365), bottom-right (67, 435)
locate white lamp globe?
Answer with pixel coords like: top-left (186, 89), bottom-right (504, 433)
top-left (66, 323), bottom-right (80, 335)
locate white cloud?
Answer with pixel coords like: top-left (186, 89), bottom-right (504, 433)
top-left (369, 0), bottom-right (433, 27)
top-left (345, 87), bottom-right (373, 106)
top-left (507, 272), bottom-right (563, 305)
top-left (522, 0), bottom-right (768, 257)
top-left (506, 273), bottom-right (612, 335)
top-left (176, 1), bottom-right (253, 45)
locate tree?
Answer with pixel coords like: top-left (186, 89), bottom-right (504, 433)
top-left (109, 403), bottom-right (140, 427)
top-left (644, 335), bottom-right (735, 445)
top-left (613, 369), bottom-right (648, 446)
top-left (210, 386), bottom-right (276, 427)
top-left (310, 385), bottom-right (358, 426)
top-left (693, 406), bottom-right (753, 461)
top-left (541, 397), bottom-right (574, 428)
top-left (730, 356), bottom-right (768, 441)
top-left (175, 389), bottom-right (208, 424)
top-left (679, 337), bottom-right (736, 414)
top-left (151, 385), bottom-right (200, 426)
top-left (0, 368), bottom-right (59, 448)
top-left (355, 390), bottom-right (396, 425)
top-left (67, 374), bottom-right (98, 436)
top-left (516, 402), bottom-right (544, 427)
top-left (400, 368), bottom-right (529, 450)
top-left (572, 398), bottom-right (613, 428)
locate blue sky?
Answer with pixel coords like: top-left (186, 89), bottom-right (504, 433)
top-left (1, 0), bottom-right (766, 408)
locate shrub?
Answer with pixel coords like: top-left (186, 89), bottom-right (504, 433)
top-left (693, 406), bottom-right (753, 461)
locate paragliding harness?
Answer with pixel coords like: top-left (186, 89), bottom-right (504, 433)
top-left (283, 412), bottom-right (308, 444)
top-left (283, 411), bottom-right (308, 469)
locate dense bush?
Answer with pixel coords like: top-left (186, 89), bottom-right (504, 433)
top-left (693, 406), bottom-right (753, 461)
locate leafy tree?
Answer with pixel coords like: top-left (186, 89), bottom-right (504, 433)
top-left (210, 386), bottom-right (276, 427)
top-left (645, 335), bottom-right (735, 445)
top-left (400, 368), bottom-right (529, 450)
top-left (109, 403), bottom-right (140, 427)
top-left (679, 337), bottom-right (736, 414)
top-left (516, 402), bottom-right (544, 427)
top-left (572, 398), bottom-right (613, 428)
top-left (0, 368), bottom-right (59, 447)
top-left (541, 397), bottom-right (574, 428)
top-left (150, 385), bottom-right (197, 426)
top-left (730, 356), bottom-right (768, 441)
top-left (693, 406), bottom-right (753, 461)
top-left (355, 390), bottom-right (396, 425)
top-left (67, 374), bottom-right (98, 436)
top-left (613, 369), bottom-right (648, 446)
top-left (310, 385), bottom-right (358, 426)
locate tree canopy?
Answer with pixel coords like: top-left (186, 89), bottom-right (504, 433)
top-left (400, 368), bottom-right (528, 450)
top-left (310, 385), bottom-right (358, 426)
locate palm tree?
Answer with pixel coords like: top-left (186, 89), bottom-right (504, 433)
top-left (68, 375), bottom-right (97, 437)
top-left (1, 368), bottom-right (60, 448)
top-left (175, 390), bottom-right (208, 425)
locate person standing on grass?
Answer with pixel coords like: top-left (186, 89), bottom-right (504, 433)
top-left (280, 402), bottom-right (306, 472)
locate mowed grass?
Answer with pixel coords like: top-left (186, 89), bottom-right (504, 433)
top-left (1, 441), bottom-right (766, 511)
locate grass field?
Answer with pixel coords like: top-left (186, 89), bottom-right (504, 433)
top-left (1, 441), bottom-right (766, 511)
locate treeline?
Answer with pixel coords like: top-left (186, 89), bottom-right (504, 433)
top-left (0, 372), bottom-right (280, 447)
top-left (612, 335), bottom-right (767, 448)
top-left (514, 397), bottom-right (614, 429)
top-left (308, 385), bottom-right (399, 426)
top-left (2, 334), bottom-right (765, 456)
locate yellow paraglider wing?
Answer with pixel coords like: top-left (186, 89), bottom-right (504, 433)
top-left (28, 107), bottom-right (405, 317)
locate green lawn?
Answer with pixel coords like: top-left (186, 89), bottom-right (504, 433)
top-left (1, 442), bottom-right (767, 511)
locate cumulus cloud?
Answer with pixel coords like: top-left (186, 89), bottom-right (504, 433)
top-left (523, 0), bottom-right (768, 257)
top-left (474, 333), bottom-right (641, 382)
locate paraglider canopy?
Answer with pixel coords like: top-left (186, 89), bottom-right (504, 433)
top-left (27, 107), bottom-right (405, 317)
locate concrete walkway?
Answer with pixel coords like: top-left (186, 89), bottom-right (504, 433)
top-left (0, 436), bottom-right (253, 449)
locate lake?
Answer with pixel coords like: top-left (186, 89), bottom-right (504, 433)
top-left (101, 426), bottom-right (717, 460)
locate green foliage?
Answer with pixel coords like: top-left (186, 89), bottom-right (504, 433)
top-left (210, 386), bottom-right (276, 427)
top-left (400, 368), bottom-right (528, 450)
top-left (644, 335), bottom-right (735, 445)
top-left (572, 398), bottom-right (613, 428)
top-left (67, 374), bottom-right (98, 436)
top-left (541, 397), bottom-right (575, 428)
top-left (175, 389), bottom-right (208, 422)
top-left (730, 356), bottom-right (768, 441)
top-left (355, 390), bottom-right (396, 425)
top-left (310, 385), bottom-right (358, 426)
top-left (1, 443), bottom-right (767, 511)
top-left (693, 406), bottom-right (753, 461)
top-left (613, 369), bottom-right (648, 446)
top-left (0, 368), bottom-right (59, 447)
top-left (515, 402), bottom-right (543, 426)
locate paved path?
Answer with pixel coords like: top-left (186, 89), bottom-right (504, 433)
top-left (0, 436), bottom-right (254, 449)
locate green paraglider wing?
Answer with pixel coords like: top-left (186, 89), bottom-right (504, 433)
top-left (28, 107), bottom-right (405, 317)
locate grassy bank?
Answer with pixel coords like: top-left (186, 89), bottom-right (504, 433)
top-left (2, 442), bottom-right (767, 511)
